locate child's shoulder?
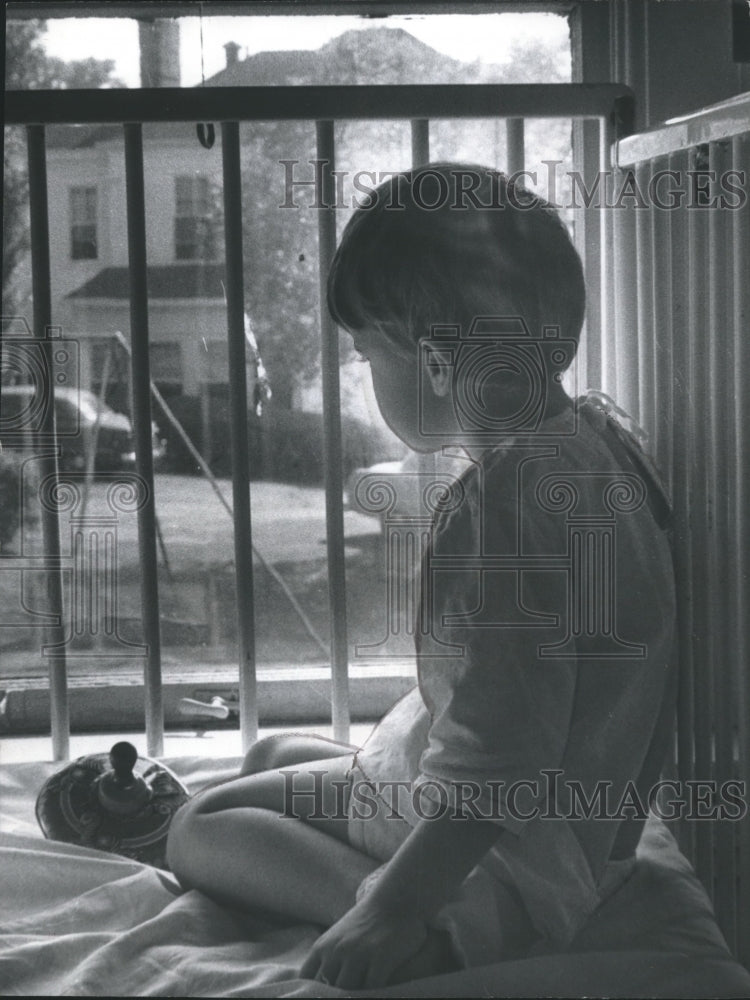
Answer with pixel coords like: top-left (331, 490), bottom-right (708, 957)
top-left (432, 392), bottom-right (670, 551)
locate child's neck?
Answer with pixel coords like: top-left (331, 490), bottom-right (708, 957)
top-left (447, 384), bottom-right (574, 462)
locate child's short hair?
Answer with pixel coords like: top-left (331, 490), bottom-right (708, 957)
top-left (328, 162), bottom-right (585, 371)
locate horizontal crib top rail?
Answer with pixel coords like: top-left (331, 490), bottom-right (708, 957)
top-left (5, 83), bottom-right (634, 127)
top-left (616, 92), bottom-right (750, 166)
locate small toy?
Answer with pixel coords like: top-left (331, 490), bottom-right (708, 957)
top-left (35, 741), bottom-right (190, 869)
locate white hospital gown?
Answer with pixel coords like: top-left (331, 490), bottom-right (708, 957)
top-left (348, 394), bottom-right (676, 963)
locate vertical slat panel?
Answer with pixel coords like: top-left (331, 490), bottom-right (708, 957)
top-left (599, 120), bottom-right (615, 397)
top-left (571, 117), bottom-right (603, 391)
top-left (410, 119), bottom-right (430, 167)
top-left (611, 170), bottom-right (639, 420)
top-left (505, 117), bottom-right (525, 176)
top-left (707, 138), bottom-right (736, 952)
top-left (650, 156), bottom-right (674, 489)
top-left (26, 125), bottom-right (70, 762)
top-left (411, 124), bottom-right (437, 490)
top-left (668, 150), bottom-right (695, 863)
top-left (316, 119), bottom-right (350, 742)
top-left (731, 132), bottom-right (750, 969)
top-left (123, 123), bottom-right (163, 758)
top-left (686, 144), bottom-right (714, 896)
top-left (635, 162), bottom-right (655, 442)
top-left (221, 121), bottom-right (258, 750)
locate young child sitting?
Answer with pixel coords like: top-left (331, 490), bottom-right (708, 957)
top-left (167, 163), bottom-right (676, 991)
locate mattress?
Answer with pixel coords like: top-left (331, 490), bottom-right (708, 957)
top-left (2, 755), bottom-right (749, 997)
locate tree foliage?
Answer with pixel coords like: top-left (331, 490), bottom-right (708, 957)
top-left (234, 27), bottom-right (571, 410)
top-left (3, 19), bottom-right (124, 316)
top-left (2, 20), bottom-right (571, 409)
top-left (5, 18), bottom-right (125, 89)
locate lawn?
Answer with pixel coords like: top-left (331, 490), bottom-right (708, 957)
top-left (0, 473), bottom-right (417, 676)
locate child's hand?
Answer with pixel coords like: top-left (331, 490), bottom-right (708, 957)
top-left (300, 896), bottom-right (429, 990)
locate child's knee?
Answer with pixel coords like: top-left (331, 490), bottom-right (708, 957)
top-left (166, 796), bottom-right (215, 886)
top-left (239, 734), bottom-right (291, 776)
top-left (240, 733), bottom-right (330, 776)
top-left (165, 800), bottom-right (196, 885)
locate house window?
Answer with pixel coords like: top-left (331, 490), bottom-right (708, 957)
top-left (174, 175), bottom-right (216, 260)
top-left (149, 342), bottom-right (183, 396)
top-left (70, 186), bottom-right (97, 259)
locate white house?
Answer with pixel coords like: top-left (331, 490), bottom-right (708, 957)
top-left (44, 25), bottom-right (544, 426)
top-left (49, 121), bottom-right (228, 404)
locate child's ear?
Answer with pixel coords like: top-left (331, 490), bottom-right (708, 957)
top-left (425, 350), bottom-right (452, 397)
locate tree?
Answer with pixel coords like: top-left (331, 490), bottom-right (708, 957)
top-left (5, 18), bottom-right (124, 91)
top-left (233, 26), bottom-right (571, 412)
top-left (234, 28), bottom-right (487, 412)
top-left (3, 19), bottom-right (124, 317)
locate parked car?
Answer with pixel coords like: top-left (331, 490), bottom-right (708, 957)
top-left (1, 384), bottom-right (166, 473)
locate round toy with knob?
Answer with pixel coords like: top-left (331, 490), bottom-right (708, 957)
top-left (35, 741), bottom-right (190, 869)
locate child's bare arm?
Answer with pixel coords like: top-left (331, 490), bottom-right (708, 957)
top-left (300, 809), bottom-right (502, 989)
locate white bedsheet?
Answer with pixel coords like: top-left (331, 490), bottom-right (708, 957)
top-left (2, 757), bottom-right (749, 998)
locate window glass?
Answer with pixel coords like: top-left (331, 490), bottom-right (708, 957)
top-left (150, 342), bottom-right (183, 386)
top-left (174, 175), bottom-right (217, 261)
top-left (3, 12), bottom-right (574, 746)
top-left (70, 185), bottom-right (97, 259)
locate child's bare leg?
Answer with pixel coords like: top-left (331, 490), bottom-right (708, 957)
top-left (166, 755), bottom-right (378, 926)
top-left (239, 733), bottom-right (357, 778)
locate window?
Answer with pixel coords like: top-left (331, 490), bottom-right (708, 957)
top-left (5, 11), bottom-right (578, 738)
top-left (174, 175), bottom-right (217, 260)
top-left (150, 342), bottom-right (183, 388)
top-left (70, 185), bottom-right (97, 259)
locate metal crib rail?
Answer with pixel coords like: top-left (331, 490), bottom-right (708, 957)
top-left (6, 82), bottom-right (633, 759)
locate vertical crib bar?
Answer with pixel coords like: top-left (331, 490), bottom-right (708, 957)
top-left (635, 163), bottom-right (655, 443)
top-left (123, 123), bottom-right (163, 758)
top-left (26, 125), bottom-right (70, 762)
top-left (221, 121), bottom-right (258, 750)
top-left (651, 157), bottom-right (674, 488)
top-left (708, 138), bottom-right (736, 953)
top-left (316, 119), bottom-right (350, 742)
top-left (669, 151), bottom-right (695, 861)
top-left (599, 119), bottom-right (615, 397)
top-left (731, 133), bottom-right (750, 969)
top-left (411, 119), bottom-right (430, 167)
top-left (411, 122), bottom-right (437, 490)
top-left (611, 170), bottom-right (639, 420)
top-left (572, 116), bottom-right (603, 391)
top-left (687, 145), bottom-right (714, 897)
top-left (505, 117), bottom-right (525, 176)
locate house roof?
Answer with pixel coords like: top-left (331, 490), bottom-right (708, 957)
top-left (46, 28), bottom-right (472, 149)
top-left (202, 28), bottom-right (466, 88)
top-left (66, 264), bottom-right (226, 300)
top-left (47, 121), bottom-right (206, 150)
top-left (203, 48), bottom-right (324, 88)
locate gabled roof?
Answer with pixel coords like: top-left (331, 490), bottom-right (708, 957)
top-left (203, 48), bottom-right (324, 88)
top-left (47, 121), bottom-right (207, 150)
top-left (47, 27), bottom-right (472, 149)
top-left (66, 264), bottom-right (226, 300)
top-left (202, 28), bottom-right (466, 88)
